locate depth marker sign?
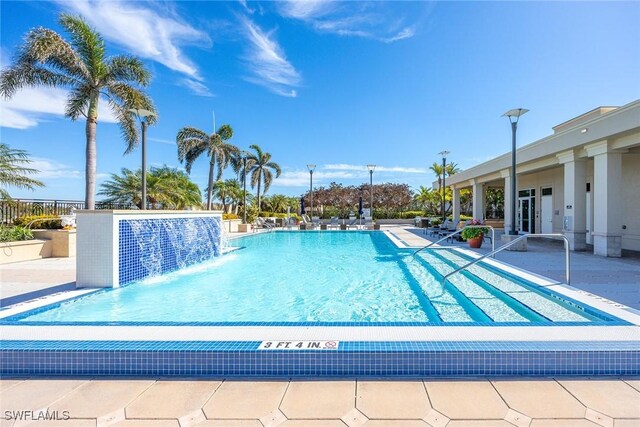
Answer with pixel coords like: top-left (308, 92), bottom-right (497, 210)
top-left (258, 341), bottom-right (339, 350)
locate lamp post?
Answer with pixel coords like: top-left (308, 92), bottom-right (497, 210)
top-left (438, 151), bottom-right (449, 222)
top-left (367, 164), bottom-right (376, 217)
top-left (502, 108), bottom-right (529, 235)
top-left (128, 108), bottom-right (155, 210)
top-left (241, 151), bottom-right (248, 224)
top-left (307, 164), bottom-right (316, 216)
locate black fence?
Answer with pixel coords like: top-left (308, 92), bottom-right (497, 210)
top-left (0, 199), bottom-right (135, 224)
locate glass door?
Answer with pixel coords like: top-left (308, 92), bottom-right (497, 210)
top-left (518, 198), bottom-right (530, 233)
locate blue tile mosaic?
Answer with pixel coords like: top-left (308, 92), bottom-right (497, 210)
top-left (1, 340), bottom-right (638, 378)
top-left (118, 217), bottom-right (222, 285)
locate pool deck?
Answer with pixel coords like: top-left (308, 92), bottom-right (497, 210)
top-left (1, 226), bottom-right (639, 425)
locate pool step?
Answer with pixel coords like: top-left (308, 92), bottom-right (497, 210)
top-left (413, 252), bottom-right (532, 323)
top-left (433, 250), bottom-right (593, 323)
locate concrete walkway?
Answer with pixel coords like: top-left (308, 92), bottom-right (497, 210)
top-left (1, 378), bottom-right (639, 426)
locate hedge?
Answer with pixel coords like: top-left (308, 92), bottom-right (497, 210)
top-left (14, 214), bottom-right (63, 229)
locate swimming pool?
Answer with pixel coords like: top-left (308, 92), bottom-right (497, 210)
top-left (1, 231), bottom-right (617, 325)
top-left (2, 229), bottom-right (638, 378)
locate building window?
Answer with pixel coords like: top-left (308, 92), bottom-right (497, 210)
top-left (542, 188), bottom-right (553, 196)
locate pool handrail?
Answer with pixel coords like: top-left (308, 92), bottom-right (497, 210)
top-left (441, 233), bottom-right (571, 287)
top-left (413, 225), bottom-right (495, 256)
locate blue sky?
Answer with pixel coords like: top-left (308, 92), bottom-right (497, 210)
top-left (1, 0), bottom-right (639, 200)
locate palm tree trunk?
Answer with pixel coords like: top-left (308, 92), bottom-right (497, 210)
top-left (84, 93), bottom-right (99, 210)
top-left (206, 153), bottom-right (216, 210)
top-left (256, 177), bottom-right (261, 215)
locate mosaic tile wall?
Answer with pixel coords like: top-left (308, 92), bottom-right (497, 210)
top-left (119, 217), bottom-right (222, 285)
top-left (1, 340), bottom-right (638, 378)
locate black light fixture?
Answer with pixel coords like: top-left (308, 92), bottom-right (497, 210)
top-left (307, 164), bottom-right (316, 216)
top-left (438, 151), bottom-right (450, 222)
top-left (502, 108), bottom-right (529, 235)
top-left (367, 165), bottom-right (376, 216)
top-left (128, 108), bottom-right (155, 210)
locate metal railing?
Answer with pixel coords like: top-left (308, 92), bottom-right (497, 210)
top-left (0, 199), bottom-right (135, 224)
top-left (440, 233), bottom-right (571, 287)
top-left (413, 225), bottom-right (495, 256)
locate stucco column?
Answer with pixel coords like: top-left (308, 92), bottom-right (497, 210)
top-left (557, 151), bottom-right (587, 251)
top-left (452, 186), bottom-right (461, 222)
top-left (471, 180), bottom-right (484, 221)
top-left (586, 141), bottom-right (623, 257)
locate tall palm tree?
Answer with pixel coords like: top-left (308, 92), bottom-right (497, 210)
top-left (176, 123), bottom-right (237, 210)
top-left (245, 144), bottom-right (281, 213)
top-left (0, 13), bottom-right (156, 209)
top-left (0, 143), bottom-right (45, 200)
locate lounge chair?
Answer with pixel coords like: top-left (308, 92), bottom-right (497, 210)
top-left (363, 216), bottom-right (374, 230)
top-left (346, 215), bottom-right (359, 230)
top-left (328, 216), bottom-right (340, 230)
top-left (438, 219), bottom-right (460, 242)
top-left (254, 217), bottom-right (274, 231)
top-left (312, 216), bottom-right (321, 229)
top-left (427, 219), bottom-right (448, 236)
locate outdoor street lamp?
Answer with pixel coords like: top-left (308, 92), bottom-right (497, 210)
top-left (367, 164), bottom-right (376, 216)
top-left (241, 151), bottom-right (249, 224)
top-left (438, 151), bottom-right (449, 222)
top-left (307, 164), bottom-right (316, 216)
top-left (502, 108), bottom-right (529, 235)
top-left (129, 108), bottom-right (155, 210)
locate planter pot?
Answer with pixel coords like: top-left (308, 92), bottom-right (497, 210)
top-left (468, 236), bottom-right (483, 248)
top-left (238, 223), bottom-right (252, 233)
top-left (340, 224), bottom-right (347, 230)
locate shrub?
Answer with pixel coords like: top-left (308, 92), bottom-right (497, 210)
top-left (0, 225), bottom-right (34, 242)
top-left (14, 214), bottom-right (62, 229)
top-left (222, 213), bottom-right (240, 220)
top-left (460, 219), bottom-right (489, 240)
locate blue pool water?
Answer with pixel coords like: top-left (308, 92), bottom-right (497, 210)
top-left (10, 231), bottom-right (614, 324)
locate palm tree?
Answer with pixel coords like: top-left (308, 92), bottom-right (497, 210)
top-left (245, 144), bottom-right (281, 213)
top-left (429, 162), bottom-right (460, 191)
top-left (176, 123), bottom-right (237, 210)
top-left (0, 143), bottom-right (45, 200)
top-left (211, 179), bottom-right (241, 213)
top-left (99, 166), bottom-right (201, 209)
top-left (0, 14), bottom-right (156, 209)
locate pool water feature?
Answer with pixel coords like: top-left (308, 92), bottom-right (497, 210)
top-left (5, 231), bottom-right (619, 325)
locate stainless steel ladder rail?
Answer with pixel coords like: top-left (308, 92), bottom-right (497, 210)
top-left (440, 233), bottom-right (571, 287)
top-left (413, 225), bottom-right (495, 256)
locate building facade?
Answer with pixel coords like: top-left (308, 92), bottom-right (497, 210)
top-left (446, 100), bottom-right (640, 257)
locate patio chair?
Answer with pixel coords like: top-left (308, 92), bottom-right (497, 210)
top-left (328, 216), bottom-right (340, 230)
top-left (438, 219), bottom-right (460, 242)
top-left (363, 216), bottom-right (374, 230)
top-left (346, 215), bottom-right (359, 230)
top-left (312, 216), bottom-right (321, 229)
top-left (427, 219), bottom-right (448, 236)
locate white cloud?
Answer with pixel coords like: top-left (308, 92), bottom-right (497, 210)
top-left (30, 158), bottom-right (82, 179)
top-left (240, 16), bottom-right (301, 97)
top-left (277, 1), bottom-right (420, 43)
top-left (180, 78), bottom-right (214, 97)
top-left (57, 0), bottom-right (211, 94)
top-left (148, 137), bottom-right (176, 145)
top-left (0, 87), bottom-right (118, 130)
top-left (324, 164), bottom-right (428, 174)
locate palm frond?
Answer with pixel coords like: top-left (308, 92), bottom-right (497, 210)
top-left (105, 55), bottom-right (150, 86)
top-left (65, 84), bottom-right (91, 120)
top-left (17, 27), bottom-right (88, 80)
top-left (266, 161), bottom-right (282, 177)
top-left (59, 14), bottom-right (106, 81)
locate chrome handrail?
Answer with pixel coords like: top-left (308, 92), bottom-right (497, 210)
top-left (413, 225), bottom-right (495, 256)
top-left (441, 233), bottom-right (571, 287)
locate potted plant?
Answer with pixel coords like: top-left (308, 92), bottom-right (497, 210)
top-left (460, 219), bottom-right (489, 248)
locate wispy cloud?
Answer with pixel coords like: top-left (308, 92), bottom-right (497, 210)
top-left (179, 78), bottom-right (214, 97)
top-left (277, 1), bottom-right (423, 43)
top-left (239, 16), bottom-right (301, 97)
top-left (0, 86), bottom-right (117, 130)
top-left (324, 164), bottom-right (428, 174)
top-left (148, 137), bottom-right (176, 145)
top-left (30, 158), bottom-right (82, 179)
top-left (57, 0), bottom-right (211, 95)
top-left (275, 164), bottom-right (428, 187)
